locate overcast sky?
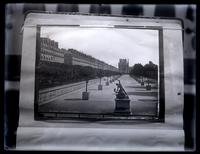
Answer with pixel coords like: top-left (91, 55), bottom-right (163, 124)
top-left (41, 26), bottom-right (159, 68)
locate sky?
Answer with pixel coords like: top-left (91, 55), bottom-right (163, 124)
top-left (41, 26), bottom-right (159, 68)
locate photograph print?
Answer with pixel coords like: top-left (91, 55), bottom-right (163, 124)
top-left (35, 25), bottom-right (164, 121)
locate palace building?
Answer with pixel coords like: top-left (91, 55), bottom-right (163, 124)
top-left (118, 59), bottom-right (129, 74)
top-left (39, 37), bottom-right (119, 73)
top-left (40, 37), bottom-right (64, 63)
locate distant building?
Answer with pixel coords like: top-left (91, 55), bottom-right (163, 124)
top-left (40, 37), bottom-right (64, 63)
top-left (118, 59), bottom-right (129, 74)
top-left (64, 48), bottom-right (118, 72)
top-left (64, 48), bottom-right (95, 67)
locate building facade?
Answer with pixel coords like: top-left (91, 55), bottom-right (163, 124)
top-left (64, 48), bottom-right (119, 72)
top-left (40, 37), bottom-right (64, 63)
top-left (118, 59), bottom-right (129, 74)
top-left (40, 37), bottom-right (118, 73)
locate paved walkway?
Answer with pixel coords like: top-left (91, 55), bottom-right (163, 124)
top-left (39, 75), bottom-right (158, 116)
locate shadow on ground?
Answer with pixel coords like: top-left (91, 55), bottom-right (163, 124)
top-left (64, 98), bottom-right (82, 101)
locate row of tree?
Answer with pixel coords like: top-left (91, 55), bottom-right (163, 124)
top-left (129, 61), bottom-right (158, 80)
top-left (37, 61), bottom-right (120, 89)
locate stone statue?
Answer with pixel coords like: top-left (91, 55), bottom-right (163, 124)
top-left (114, 80), bottom-right (129, 99)
top-left (114, 80), bottom-right (131, 115)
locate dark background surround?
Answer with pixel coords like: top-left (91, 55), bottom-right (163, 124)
top-left (4, 4), bottom-right (196, 151)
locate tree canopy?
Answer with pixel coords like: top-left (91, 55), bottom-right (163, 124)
top-left (130, 61), bottom-right (158, 79)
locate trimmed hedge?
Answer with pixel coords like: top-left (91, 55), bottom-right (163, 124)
top-left (37, 61), bottom-right (120, 89)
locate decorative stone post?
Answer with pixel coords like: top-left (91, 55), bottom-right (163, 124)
top-left (98, 77), bottom-right (103, 90)
top-left (82, 80), bottom-right (89, 100)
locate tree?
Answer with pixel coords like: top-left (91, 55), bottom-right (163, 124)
top-left (130, 63), bottom-right (144, 77)
top-left (143, 61), bottom-right (158, 79)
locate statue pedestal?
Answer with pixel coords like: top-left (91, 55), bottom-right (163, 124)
top-left (82, 92), bottom-right (89, 100)
top-left (98, 84), bottom-right (102, 90)
top-left (114, 98), bottom-right (132, 115)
